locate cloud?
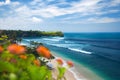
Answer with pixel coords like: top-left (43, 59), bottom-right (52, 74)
top-left (28, 0), bottom-right (102, 18)
top-left (0, 0), bottom-right (20, 7)
top-left (6, 0), bottom-right (10, 4)
top-left (29, 0), bottom-right (119, 19)
top-left (15, 5), bottom-right (31, 17)
top-left (32, 17), bottom-right (43, 23)
top-left (110, 0), bottom-right (120, 6)
top-left (87, 17), bottom-right (120, 23)
top-left (0, 0), bottom-right (11, 6)
top-left (0, 0), bottom-right (120, 31)
top-left (60, 17), bottom-right (120, 24)
top-left (2, 0), bottom-right (120, 19)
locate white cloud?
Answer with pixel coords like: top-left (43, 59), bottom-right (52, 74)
top-left (87, 17), bottom-right (120, 23)
top-left (6, 0), bottom-right (10, 4)
top-left (110, 0), bottom-right (120, 6)
top-left (10, 0), bottom-right (120, 20)
top-left (0, 0), bottom-right (120, 30)
top-left (34, 0), bottom-right (101, 18)
top-left (32, 17), bottom-right (43, 23)
top-left (11, 2), bottom-right (20, 7)
top-left (0, 0), bottom-right (10, 6)
top-left (30, 0), bottom-right (45, 6)
top-left (61, 17), bottom-right (120, 24)
top-left (0, 0), bottom-right (11, 6)
top-left (0, 0), bottom-right (20, 7)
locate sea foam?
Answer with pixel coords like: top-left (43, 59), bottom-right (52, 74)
top-left (68, 48), bottom-right (92, 54)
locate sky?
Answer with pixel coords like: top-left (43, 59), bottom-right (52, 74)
top-left (0, 0), bottom-right (120, 32)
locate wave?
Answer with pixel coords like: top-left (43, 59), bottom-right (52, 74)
top-left (18, 43), bottom-right (27, 46)
top-left (69, 68), bottom-right (86, 80)
top-left (23, 39), bottom-right (30, 42)
top-left (47, 43), bottom-right (69, 49)
top-left (42, 38), bottom-right (60, 41)
top-left (45, 43), bottom-right (92, 55)
top-left (54, 56), bottom-right (84, 80)
top-left (52, 37), bottom-right (64, 40)
top-left (42, 37), bottom-right (64, 42)
top-left (68, 48), bottom-right (92, 54)
top-left (65, 41), bottom-right (75, 44)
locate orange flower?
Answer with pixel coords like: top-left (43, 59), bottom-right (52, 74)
top-left (67, 61), bottom-right (74, 67)
top-left (19, 55), bottom-right (27, 59)
top-left (56, 58), bottom-right (63, 65)
top-left (33, 59), bottom-right (40, 66)
top-left (7, 44), bottom-right (26, 55)
top-left (0, 46), bottom-right (4, 53)
top-left (36, 46), bottom-right (51, 59)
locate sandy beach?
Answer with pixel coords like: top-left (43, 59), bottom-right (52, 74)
top-left (51, 59), bottom-right (77, 80)
top-left (50, 58), bottom-right (90, 80)
top-left (50, 51), bottom-right (104, 80)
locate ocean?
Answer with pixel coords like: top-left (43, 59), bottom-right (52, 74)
top-left (22, 33), bottom-right (120, 80)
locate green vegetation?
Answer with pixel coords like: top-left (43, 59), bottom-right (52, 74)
top-left (0, 35), bottom-right (67, 80)
top-left (0, 30), bottom-right (64, 38)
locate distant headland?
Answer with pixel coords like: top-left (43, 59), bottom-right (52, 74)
top-left (0, 30), bottom-right (64, 38)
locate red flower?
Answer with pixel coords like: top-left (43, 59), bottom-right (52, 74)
top-left (36, 46), bottom-right (51, 59)
top-left (67, 61), bottom-right (74, 67)
top-left (33, 59), bottom-right (40, 66)
top-left (0, 46), bottom-right (3, 53)
top-left (56, 58), bottom-right (63, 65)
top-left (7, 44), bottom-right (26, 55)
top-left (19, 55), bottom-right (27, 59)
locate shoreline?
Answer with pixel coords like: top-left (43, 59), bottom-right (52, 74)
top-left (51, 53), bottom-right (88, 80)
top-left (51, 58), bottom-right (84, 80)
top-left (51, 51), bottom-right (104, 80)
top-left (19, 43), bottom-right (81, 80)
top-left (19, 42), bottom-right (103, 80)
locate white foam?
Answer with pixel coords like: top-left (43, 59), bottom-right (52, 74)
top-left (55, 57), bottom-right (87, 80)
top-left (42, 38), bottom-right (60, 41)
top-left (18, 43), bottom-right (27, 46)
top-left (47, 43), bottom-right (68, 48)
top-left (55, 57), bottom-right (81, 80)
top-left (68, 48), bottom-right (92, 54)
top-left (52, 37), bottom-right (64, 40)
top-left (42, 37), bottom-right (64, 42)
top-left (23, 39), bottom-right (30, 42)
top-left (65, 41), bottom-right (75, 44)
top-left (69, 68), bottom-right (87, 80)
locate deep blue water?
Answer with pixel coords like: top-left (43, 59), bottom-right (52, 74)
top-left (22, 33), bottom-right (120, 80)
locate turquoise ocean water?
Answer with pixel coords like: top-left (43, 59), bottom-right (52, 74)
top-left (22, 33), bottom-right (120, 80)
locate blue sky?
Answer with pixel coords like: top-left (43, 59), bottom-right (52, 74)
top-left (0, 0), bottom-right (120, 32)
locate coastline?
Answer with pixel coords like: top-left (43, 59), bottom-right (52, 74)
top-left (19, 32), bottom-right (120, 80)
top-left (51, 51), bottom-right (88, 80)
top-left (19, 42), bottom-right (103, 80)
top-left (19, 42), bottom-right (80, 80)
top-left (51, 51), bottom-right (104, 80)
top-left (50, 57), bottom-right (82, 80)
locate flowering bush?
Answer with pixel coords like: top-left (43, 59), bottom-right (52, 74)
top-left (33, 59), bottom-right (41, 66)
top-left (0, 44), bottom-right (52, 80)
top-left (0, 35), bottom-right (53, 80)
top-left (7, 44), bottom-right (26, 55)
top-left (67, 61), bottom-right (74, 67)
top-left (0, 35), bottom-right (74, 80)
top-left (0, 46), bottom-right (4, 53)
top-left (36, 46), bottom-right (51, 59)
top-left (56, 58), bottom-right (63, 65)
